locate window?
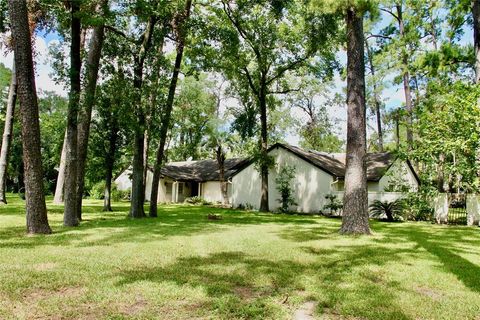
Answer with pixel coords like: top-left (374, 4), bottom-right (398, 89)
top-left (178, 183), bottom-right (184, 195)
top-left (165, 183), bottom-right (173, 194)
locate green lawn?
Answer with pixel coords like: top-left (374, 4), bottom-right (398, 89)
top-left (0, 195), bottom-right (479, 319)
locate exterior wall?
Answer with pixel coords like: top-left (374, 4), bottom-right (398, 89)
top-left (335, 160), bottom-right (418, 192)
top-left (144, 170), bottom-right (153, 201)
top-left (330, 191), bottom-right (404, 207)
top-left (200, 181), bottom-right (232, 203)
top-left (157, 178), bottom-right (173, 203)
top-left (114, 169), bottom-right (132, 192)
top-left (378, 159), bottom-right (419, 191)
top-left (232, 147), bottom-right (335, 213)
top-left (231, 162), bottom-right (262, 209)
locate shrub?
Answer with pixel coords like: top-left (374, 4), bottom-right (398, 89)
top-left (185, 196), bottom-right (211, 205)
top-left (402, 191), bottom-right (435, 221)
top-left (369, 199), bottom-right (405, 222)
top-left (237, 203), bottom-right (254, 211)
top-left (89, 181), bottom-right (104, 199)
top-left (111, 186), bottom-right (130, 201)
top-left (323, 194), bottom-right (343, 216)
top-left (275, 165), bottom-right (297, 213)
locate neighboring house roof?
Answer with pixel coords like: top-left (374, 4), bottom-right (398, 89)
top-left (157, 158), bottom-right (248, 182)
top-left (233, 143), bottom-right (414, 183)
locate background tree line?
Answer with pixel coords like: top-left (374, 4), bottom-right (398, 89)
top-left (0, 0), bottom-right (478, 234)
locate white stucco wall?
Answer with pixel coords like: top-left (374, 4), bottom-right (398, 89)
top-left (114, 169), bottom-right (132, 192)
top-left (231, 161), bottom-right (262, 209)
top-left (201, 181), bottom-right (231, 203)
top-left (378, 159), bottom-right (419, 192)
top-left (232, 147), bottom-right (335, 213)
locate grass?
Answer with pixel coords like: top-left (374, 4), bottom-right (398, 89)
top-left (0, 194), bottom-right (479, 319)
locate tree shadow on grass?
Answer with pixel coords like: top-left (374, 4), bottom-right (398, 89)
top-left (0, 202), bottom-right (320, 248)
top-left (372, 223), bottom-right (480, 294)
top-left (114, 245), bottom-right (413, 319)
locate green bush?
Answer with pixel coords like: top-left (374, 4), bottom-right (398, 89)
top-left (89, 182), bottom-right (128, 201)
top-left (369, 199), bottom-right (405, 222)
top-left (402, 191), bottom-right (435, 221)
top-left (89, 181), bottom-right (105, 200)
top-left (275, 165), bottom-right (297, 213)
top-left (236, 203), bottom-right (254, 211)
top-left (111, 186), bottom-right (130, 201)
top-left (323, 194), bottom-right (343, 216)
top-left (185, 196), bottom-right (211, 205)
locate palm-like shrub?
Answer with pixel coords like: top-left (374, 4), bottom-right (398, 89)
top-left (369, 199), bottom-right (404, 222)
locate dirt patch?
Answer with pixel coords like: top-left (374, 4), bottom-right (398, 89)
top-left (22, 286), bottom-right (86, 304)
top-left (119, 297), bottom-right (149, 316)
top-left (293, 301), bottom-right (317, 320)
top-left (414, 286), bottom-right (443, 301)
top-left (319, 309), bottom-right (365, 320)
top-left (233, 286), bottom-right (257, 300)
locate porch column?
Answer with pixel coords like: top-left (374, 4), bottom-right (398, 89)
top-left (174, 181), bottom-right (179, 203)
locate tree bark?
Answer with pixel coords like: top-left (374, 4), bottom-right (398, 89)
top-left (63, 0), bottom-right (82, 227)
top-left (365, 40), bottom-right (383, 152)
top-left (396, 5), bottom-right (414, 146)
top-left (340, 7), bottom-right (370, 235)
top-left (472, 0), bottom-right (480, 180)
top-left (53, 131), bottom-right (67, 204)
top-left (0, 61), bottom-right (17, 204)
top-left (473, 0), bottom-right (480, 83)
top-left (75, 0), bottom-right (107, 220)
top-left (216, 146), bottom-right (229, 205)
top-left (149, 0), bottom-right (192, 218)
top-left (259, 79), bottom-right (269, 212)
top-left (8, 0), bottom-right (51, 234)
top-left (103, 110), bottom-right (118, 212)
top-left (130, 17), bottom-right (156, 219)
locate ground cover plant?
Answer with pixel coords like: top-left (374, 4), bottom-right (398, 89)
top-left (0, 195), bottom-right (479, 319)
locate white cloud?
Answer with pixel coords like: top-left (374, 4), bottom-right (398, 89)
top-left (0, 35), bottom-right (67, 97)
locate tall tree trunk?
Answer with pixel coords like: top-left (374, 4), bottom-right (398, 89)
top-left (130, 17), bottom-right (156, 219)
top-left (0, 61), bottom-right (17, 204)
top-left (216, 146), bottom-right (229, 205)
top-left (473, 0), bottom-right (480, 83)
top-left (340, 7), bottom-right (370, 235)
top-left (142, 36), bottom-right (165, 192)
top-left (75, 0), bottom-right (107, 220)
top-left (103, 111), bottom-right (118, 212)
top-left (472, 0), bottom-right (480, 181)
top-left (53, 131), bottom-right (67, 204)
top-left (396, 5), bottom-right (414, 146)
top-left (8, 0), bottom-right (51, 234)
top-left (63, 0), bottom-right (82, 227)
top-left (395, 117), bottom-right (400, 149)
top-left (365, 41), bottom-right (383, 152)
top-left (149, 0), bottom-right (192, 218)
top-left (437, 153), bottom-right (445, 192)
top-left (259, 79), bottom-right (269, 212)
top-left (142, 132), bottom-right (150, 192)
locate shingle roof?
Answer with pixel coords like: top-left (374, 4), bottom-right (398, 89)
top-left (158, 158), bottom-right (247, 182)
top-left (269, 143), bottom-right (397, 182)
top-left (154, 143), bottom-right (405, 183)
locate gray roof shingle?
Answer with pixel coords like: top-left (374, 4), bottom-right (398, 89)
top-left (159, 158), bottom-right (247, 182)
top-left (155, 143), bottom-right (404, 183)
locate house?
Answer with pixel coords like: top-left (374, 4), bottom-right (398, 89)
top-left (229, 143), bottom-right (419, 213)
top-left (116, 143), bottom-right (419, 213)
top-left (115, 158), bottom-right (247, 204)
